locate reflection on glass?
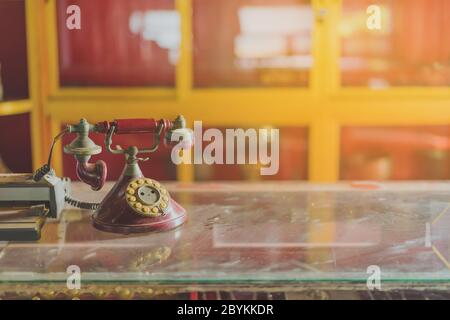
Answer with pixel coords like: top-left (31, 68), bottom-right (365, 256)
top-left (1, 185), bottom-right (449, 282)
top-left (341, 126), bottom-right (450, 180)
top-left (193, 0), bottom-right (313, 87)
top-left (194, 127), bottom-right (308, 181)
top-left (340, 0), bottom-right (450, 88)
top-left (57, 0), bottom-right (178, 87)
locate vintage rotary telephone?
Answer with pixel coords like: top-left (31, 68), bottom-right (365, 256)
top-left (34, 115), bottom-right (192, 234)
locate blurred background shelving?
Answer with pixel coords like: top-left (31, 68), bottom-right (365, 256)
top-left (0, 0), bottom-right (449, 182)
top-left (340, 0), bottom-right (450, 88)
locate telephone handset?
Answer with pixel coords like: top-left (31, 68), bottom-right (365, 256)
top-left (35, 115), bottom-right (192, 234)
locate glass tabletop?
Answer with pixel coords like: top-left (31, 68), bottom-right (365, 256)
top-left (0, 182), bottom-right (449, 285)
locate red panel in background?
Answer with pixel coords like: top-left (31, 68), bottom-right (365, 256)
top-left (0, 0), bottom-right (28, 100)
top-left (341, 126), bottom-right (450, 180)
top-left (193, 0), bottom-right (313, 87)
top-left (0, 113), bottom-right (32, 173)
top-left (57, 0), bottom-right (176, 87)
top-left (194, 127), bottom-right (308, 181)
top-left (62, 131), bottom-right (176, 181)
top-left (0, 1), bottom-right (31, 173)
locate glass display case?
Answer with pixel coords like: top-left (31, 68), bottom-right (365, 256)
top-left (1, 0), bottom-right (450, 301)
top-left (0, 181), bottom-right (449, 299)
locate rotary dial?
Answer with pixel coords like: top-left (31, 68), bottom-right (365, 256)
top-left (125, 178), bottom-right (170, 217)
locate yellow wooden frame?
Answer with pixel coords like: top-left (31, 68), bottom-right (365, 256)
top-left (25, 0), bottom-right (450, 183)
top-left (0, 100), bottom-right (32, 116)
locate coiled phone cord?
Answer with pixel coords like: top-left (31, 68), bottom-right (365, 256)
top-left (33, 129), bottom-right (68, 181)
top-left (33, 129), bottom-right (101, 211)
top-left (64, 195), bottom-right (100, 210)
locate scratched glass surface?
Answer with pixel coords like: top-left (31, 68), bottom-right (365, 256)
top-left (0, 182), bottom-right (449, 283)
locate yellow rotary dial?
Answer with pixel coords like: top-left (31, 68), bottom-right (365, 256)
top-left (126, 178), bottom-right (170, 217)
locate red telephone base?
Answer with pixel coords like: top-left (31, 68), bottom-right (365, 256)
top-left (91, 168), bottom-right (187, 234)
top-left (92, 198), bottom-right (187, 234)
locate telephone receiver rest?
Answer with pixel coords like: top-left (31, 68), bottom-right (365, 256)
top-left (64, 116), bottom-right (190, 192)
top-left (64, 118), bottom-right (107, 191)
top-left (164, 128), bottom-right (193, 149)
